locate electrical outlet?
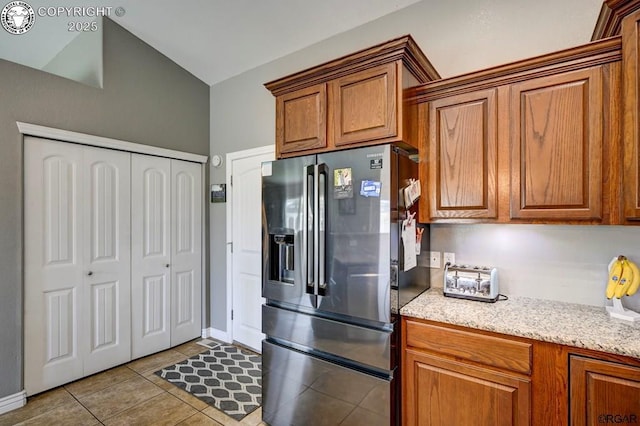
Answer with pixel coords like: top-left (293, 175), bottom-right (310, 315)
top-left (443, 252), bottom-right (455, 266)
top-left (429, 251), bottom-right (441, 268)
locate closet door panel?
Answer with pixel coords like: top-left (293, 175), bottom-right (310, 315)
top-left (170, 160), bottom-right (202, 346)
top-left (24, 136), bottom-right (84, 395)
top-left (82, 146), bottom-right (131, 375)
top-left (131, 154), bottom-right (172, 358)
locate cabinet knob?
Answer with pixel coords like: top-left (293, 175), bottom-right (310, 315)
top-left (165, 264), bottom-right (170, 268)
top-left (87, 271), bottom-right (93, 276)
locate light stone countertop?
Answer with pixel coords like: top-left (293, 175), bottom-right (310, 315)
top-left (400, 288), bottom-right (640, 359)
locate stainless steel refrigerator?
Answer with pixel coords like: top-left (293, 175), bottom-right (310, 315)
top-left (261, 144), bottom-right (429, 426)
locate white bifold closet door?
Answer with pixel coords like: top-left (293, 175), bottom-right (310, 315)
top-left (24, 136), bottom-right (131, 395)
top-left (170, 159), bottom-right (203, 346)
top-left (131, 154), bottom-right (202, 359)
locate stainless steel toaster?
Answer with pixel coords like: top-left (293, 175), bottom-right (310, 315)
top-left (443, 263), bottom-right (499, 302)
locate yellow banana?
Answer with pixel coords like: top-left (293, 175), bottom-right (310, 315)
top-left (625, 258), bottom-right (640, 297)
top-left (615, 259), bottom-right (635, 298)
top-left (606, 257), bottom-right (624, 299)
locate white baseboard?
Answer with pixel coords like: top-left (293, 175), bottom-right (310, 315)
top-left (201, 327), bottom-right (231, 343)
top-left (0, 390), bottom-right (26, 415)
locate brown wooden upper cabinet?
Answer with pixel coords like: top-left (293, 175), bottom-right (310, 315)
top-left (509, 67), bottom-right (604, 221)
top-left (276, 83), bottom-right (327, 154)
top-left (329, 63), bottom-right (397, 147)
top-left (409, 37), bottom-right (622, 224)
top-left (592, 1), bottom-right (640, 224)
top-left (424, 89), bottom-right (499, 220)
top-left (265, 36), bottom-right (440, 158)
top-left (621, 9), bottom-right (640, 222)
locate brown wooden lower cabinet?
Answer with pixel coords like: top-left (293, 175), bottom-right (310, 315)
top-left (570, 355), bottom-right (640, 426)
top-left (404, 348), bottom-right (531, 426)
top-left (403, 317), bottom-right (640, 426)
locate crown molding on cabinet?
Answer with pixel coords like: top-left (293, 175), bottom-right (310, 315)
top-left (406, 36), bottom-right (621, 103)
top-left (593, 0), bottom-right (640, 40)
top-left (264, 34), bottom-right (440, 96)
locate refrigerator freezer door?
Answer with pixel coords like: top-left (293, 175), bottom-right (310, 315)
top-left (262, 304), bottom-right (391, 371)
top-left (262, 155), bottom-right (317, 309)
top-left (262, 340), bottom-right (391, 426)
top-left (316, 145), bottom-right (392, 324)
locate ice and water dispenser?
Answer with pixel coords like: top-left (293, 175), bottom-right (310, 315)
top-left (268, 233), bottom-right (295, 284)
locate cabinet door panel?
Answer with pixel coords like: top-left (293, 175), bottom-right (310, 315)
top-left (570, 356), bottom-right (640, 426)
top-left (131, 154), bottom-right (171, 358)
top-left (510, 67), bottom-right (603, 220)
top-left (404, 349), bottom-right (530, 426)
top-left (622, 11), bottom-right (640, 220)
top-left (277, 83), bottom-right (326, 155)
top-left (331, 63), bottom-right (397, 146)
top-left (428, 89), bottom-right (498, 219)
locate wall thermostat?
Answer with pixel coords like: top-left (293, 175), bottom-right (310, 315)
top-left (211, 155), bottom-right (223, 167)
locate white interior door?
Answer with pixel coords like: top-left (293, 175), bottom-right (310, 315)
top-left (131, 154), bottom-right (171, 359)
top-left (230, 147), bottom-right (274, 352)
top-left (82, 146), bottom-right (131, 375)
top-left (170, 159), bottom-right (202, 346)
top-left (24, 137), bottom-right (84, 395)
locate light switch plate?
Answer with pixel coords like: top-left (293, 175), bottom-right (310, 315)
top-left (429, 251), bottom-right (441, 268)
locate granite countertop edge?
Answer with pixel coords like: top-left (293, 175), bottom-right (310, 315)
top-left (400, 288), bottom-right (640, 360)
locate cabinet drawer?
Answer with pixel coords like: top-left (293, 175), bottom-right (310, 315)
top-left (405, 320), bottom-right (532, 375)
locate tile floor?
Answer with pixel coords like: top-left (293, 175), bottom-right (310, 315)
top-left (0, 340), bottom-right (266, 426)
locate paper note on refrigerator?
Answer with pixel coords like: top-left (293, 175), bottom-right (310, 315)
top-left (404, 179), bottom-right (421, 208)
top-left (402, 217), bottom-right (417, 271)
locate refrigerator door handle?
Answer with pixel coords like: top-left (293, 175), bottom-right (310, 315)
top-left (312, 164), bottom-right (320, 304)
top-left (317, 163), bottom-right (329, 296)
top-left (303, 165), bottom-right (315, 297)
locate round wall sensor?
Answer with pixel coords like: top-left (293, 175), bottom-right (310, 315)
top-left (211, 155), bottom-right (223, 167)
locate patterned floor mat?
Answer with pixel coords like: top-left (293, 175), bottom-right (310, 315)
top-left (155, 344), bottom-right (262, 421)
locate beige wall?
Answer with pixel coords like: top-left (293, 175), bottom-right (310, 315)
top-left (208, 0), bottom-right (607, 333)
top-left (429, 225), bottom-right (640, 311)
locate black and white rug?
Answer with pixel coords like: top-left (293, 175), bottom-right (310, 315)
top-left (155, 343), bottom-right (262, 421)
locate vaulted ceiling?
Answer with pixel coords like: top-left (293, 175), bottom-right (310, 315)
top-left (0, 0), bottom-right (604, 86)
